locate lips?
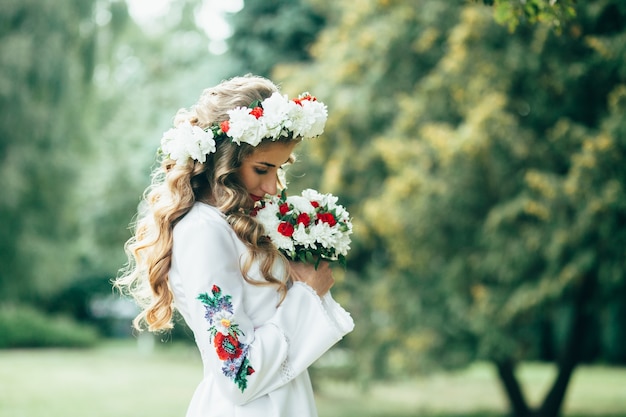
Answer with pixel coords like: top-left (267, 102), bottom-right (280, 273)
top-left (250, 194), bottom-right (263, 202)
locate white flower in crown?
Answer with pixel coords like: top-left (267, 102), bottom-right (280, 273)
top-left (222, 92), bottom-right (328, 145)
top-left (289, 93), bottom-right (328, 139)
top-left (226, 106), bottom-right (268, 147)
top-left (160, 121), bottom-right (216, 166)
top-left (259, 92), bottom-right (293, 139)
top-left (159, 91), bottom-right (327, 165)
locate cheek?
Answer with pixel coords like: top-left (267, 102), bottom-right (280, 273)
top-left (240, 168), bottom-right (259, 189)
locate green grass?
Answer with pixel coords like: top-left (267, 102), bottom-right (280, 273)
top-left (315, 363), bottom-right (626, 417)
top-left (0, 340), bottom-right (624, 417)
top-left (0, 340), bottom-right (199, 417)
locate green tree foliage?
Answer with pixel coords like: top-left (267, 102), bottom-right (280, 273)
top-left (227, 0), bottom-right (326, 77)
top-left (0, 0), bottom-right (237, 334)
top-left (275, 0), bottom-right (467, 384)
top-left (275, 0), bottom-right (626, 415)
top-left (0, 0), bottom-right (97, 301)
top-left (478, 0), bottom-right (577, 32)
top-left (225, 0), bottom-right (338, 213)
top-left (72, 0), bottom-right (240, 310)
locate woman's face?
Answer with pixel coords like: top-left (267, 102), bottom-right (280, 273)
top-left (238, 141), bottom-right (297, 200)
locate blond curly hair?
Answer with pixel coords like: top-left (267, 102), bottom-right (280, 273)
top-left (114, 75), bottom-right (295, 332)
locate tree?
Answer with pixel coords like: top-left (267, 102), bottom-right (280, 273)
top-left (0, 0), bottom-right (97, 301)
top-left (275, 0), bottom-right (626, 415)
top-left (226, 0), bottom-right (326, 77)
top-left (0, 0), bottom-right (238, 322)
top-left (478, 0), bottom-right (577, 32)
top-left (76, 0), bottom-right (240, 287)
top-left (275, 0), bottom-right (467, 383)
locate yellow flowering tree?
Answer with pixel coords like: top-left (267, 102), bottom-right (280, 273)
top-left (275, 0), bottom-right (626, 415)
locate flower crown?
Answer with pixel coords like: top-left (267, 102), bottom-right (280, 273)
top-left (160, 92), bottom-right (328, 165)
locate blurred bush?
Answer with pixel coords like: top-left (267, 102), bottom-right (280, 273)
top-left (0, 304), bottom-right (100, 348)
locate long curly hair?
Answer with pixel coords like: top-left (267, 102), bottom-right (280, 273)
top-left (114, 75), bottom-right (294, 332)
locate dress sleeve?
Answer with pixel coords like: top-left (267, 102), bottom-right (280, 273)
top-left (171, 211), bottom-right (354, 406)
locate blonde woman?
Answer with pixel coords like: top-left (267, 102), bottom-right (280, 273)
top-left (115, 75), bottom-right (354, 417)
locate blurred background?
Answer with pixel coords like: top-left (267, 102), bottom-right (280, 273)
top-left (1, 0), bottom-right (625, 416)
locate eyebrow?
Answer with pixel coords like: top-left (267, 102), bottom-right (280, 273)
top-left (256, 157), bottom-right (292, 168)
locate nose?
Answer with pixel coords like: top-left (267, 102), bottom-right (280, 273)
top-left (260, 176), bottom-right (278, 196)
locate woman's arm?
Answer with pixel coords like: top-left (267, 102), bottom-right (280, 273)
top-left (171, 212), bottom-right (353, 405)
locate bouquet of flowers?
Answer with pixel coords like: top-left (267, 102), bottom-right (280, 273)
top-left (253, 189), bottom-right (353, 267)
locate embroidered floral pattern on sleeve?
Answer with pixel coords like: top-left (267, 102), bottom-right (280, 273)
top-left (197, 285), bottom-right (255, 392)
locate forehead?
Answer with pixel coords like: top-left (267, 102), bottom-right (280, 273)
top-left (247, 142), bottom-right (296, 165)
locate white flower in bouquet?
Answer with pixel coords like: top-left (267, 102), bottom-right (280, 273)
top-left (253, 189), bottom-right (353, 267)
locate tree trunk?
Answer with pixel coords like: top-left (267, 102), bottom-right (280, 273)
top-left (495, 274), bottom-right (596, 417)
top-left (538, 274), bottom-right (596, 417)
top-left (495, 359), bottom-right (531, 417)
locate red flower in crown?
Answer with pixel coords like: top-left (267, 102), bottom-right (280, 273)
top-left (220, 120), bottom-right (230, 134)
top-left (277, 222), bottom-right (295, 237)
top-left (249, 107), bottom-right (264, 119)
top-left (310, 201), bottom-right (320, 208)
top-left (293, 94), bottom-right (317, 106)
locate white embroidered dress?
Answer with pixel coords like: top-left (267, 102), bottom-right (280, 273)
top-left (169, 202), bottom-right (355, 417)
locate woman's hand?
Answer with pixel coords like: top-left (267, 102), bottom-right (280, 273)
top-left (288, 261), bottom-right (334, 297)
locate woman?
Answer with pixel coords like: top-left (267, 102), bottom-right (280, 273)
top-left (115, 75), bottom-right (354, 417)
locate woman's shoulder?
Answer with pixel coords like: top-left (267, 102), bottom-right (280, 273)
top-left (175, 202), bottom-right (231, 236)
